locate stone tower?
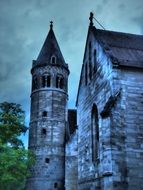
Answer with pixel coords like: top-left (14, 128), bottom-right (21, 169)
top-left (27, 22), bottom-right (69, 190)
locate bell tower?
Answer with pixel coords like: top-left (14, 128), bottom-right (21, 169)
top-left (27, 22), bottom-right (69, 190)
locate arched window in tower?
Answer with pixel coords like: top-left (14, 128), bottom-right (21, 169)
top-left (46, 76), bottom-right (51, 87)
top-left (94, 49), bottom-right (97, 73)
top-left (91, 104), bottom-right (99, 163)
top-left (42, 76), bottom-right (46, 88)
top-left (51, 55), bottom-right (56, 64)
top-left (56, 76), bottom-right (64, 89)
top-left (42, 75), bottom-right (51, 88)
top-left (59, 78), bottom-right (64, 89)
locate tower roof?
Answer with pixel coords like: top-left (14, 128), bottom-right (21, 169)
top-left (36, 22), bottom-right (65, 65)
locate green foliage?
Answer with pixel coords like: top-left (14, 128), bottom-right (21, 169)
top-left (0, 102), bottom-right (35, 190)
top-left (0, 102), bottom-right (27, 147)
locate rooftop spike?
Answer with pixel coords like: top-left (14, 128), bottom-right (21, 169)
top-left (89, 12), bottom-right (94, 26)
top-left (50, 21), bottom-right (53, 29)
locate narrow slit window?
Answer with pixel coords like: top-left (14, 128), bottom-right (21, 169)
top-left (89, 61), bottom-right (92, 80)
top-left (42, 111), bottom-right (47, 117)
top-left (91, 104), bottom-right (99, 163)
top-left (56, 76), bottom-right (60, 88)
top-left (89, 42), bottom-right (92, 80)
top-left (42, 128), bottom-right (46, 135)
top-left (59, 78), bottom-right (64, 89)
top-left (54, 182), bottom-right (58, 188)
top-left (45, 158), bottom-right (50, 163)
top-left (94, 49), bottom-right (97, 73)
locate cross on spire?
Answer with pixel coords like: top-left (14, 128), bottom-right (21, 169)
top-left (50, 21), bottom-right (53, 29)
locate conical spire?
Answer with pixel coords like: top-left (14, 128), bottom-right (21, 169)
top-left (36, 21), bottom-right (65, 65)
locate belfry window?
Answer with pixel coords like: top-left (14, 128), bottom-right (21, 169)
top-left (42, 75), bottom-right (51, 88)
top-left (51, 56), bottom-right (56, 64)
top-left (46, 76), bottom-right (51, 87)
top-left (56, 76), bottom-right (64, 89)
top-left (42, 76), bottom-right (46, 87)
top-left (91, 104), bottom-right (99, 163)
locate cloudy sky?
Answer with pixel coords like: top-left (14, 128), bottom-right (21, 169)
top-left (0, 0), bottom-right (143, 146)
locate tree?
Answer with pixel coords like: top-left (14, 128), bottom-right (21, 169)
top-left (0, 102), bottom-right (35, 190)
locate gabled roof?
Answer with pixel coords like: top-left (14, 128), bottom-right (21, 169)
top-left (36, 24), bottom-right (65, 65)
top-left (76, 25), bottom-right (143, 106)
top-left (92, 27), bottom-right (143, 68)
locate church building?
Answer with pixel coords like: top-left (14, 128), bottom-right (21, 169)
top-left (27, 13), bottom-right (143, 190)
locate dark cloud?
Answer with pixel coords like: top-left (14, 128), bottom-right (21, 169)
top-left (0, 0), bottom-right (142, 146)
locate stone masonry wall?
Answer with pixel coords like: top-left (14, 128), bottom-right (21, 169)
top-left (77, 32), bottom-right (114, 190)
top-left (111, 67), bottom-right (143, 190)
top-left (27, 64), bottom-right (68, 190)
top-left (65, 131), bottom-right (78, 190)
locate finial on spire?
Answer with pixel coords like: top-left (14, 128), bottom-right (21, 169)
top-left (50, 21), bottom-right (53, 29)
top-left (89, 12), bottom-right (94, 26)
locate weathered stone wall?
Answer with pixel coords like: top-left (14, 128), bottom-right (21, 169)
top-left (111, 67), bottom-right (143, 190)
top-left (65, 131), bottom-right (78, 190)
top-left (77, 31), bottom-right (114, 190)
top-left (77, 28), bottom-right (143, 190)
top-left (27, 64), bottom-right (68, 190)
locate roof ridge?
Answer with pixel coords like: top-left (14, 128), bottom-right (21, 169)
top-left (96, 28), bottom-right (143, 37)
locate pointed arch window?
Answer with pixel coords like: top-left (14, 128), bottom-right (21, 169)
top-left (91, 104), bottom-right (99, 163)
top-left (94, 49), bottom-right (97, 73)
top-left (89, 41), bottom-right (92, 80)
